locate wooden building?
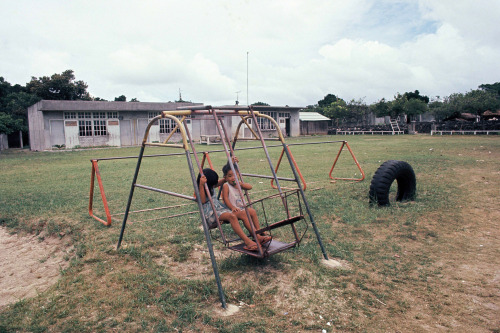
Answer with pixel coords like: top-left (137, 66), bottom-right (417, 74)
top-left (27, 100), bottom-right (302, 151)
top-left (299, 112), bottom-right (331, 135)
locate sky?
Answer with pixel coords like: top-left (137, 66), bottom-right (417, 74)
top-left (1, 0), bottom-right (499, 106)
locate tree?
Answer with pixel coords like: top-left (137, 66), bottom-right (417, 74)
top-left (318, 94), bottom-right (337, 107)
top-left (27, 70), bottom-right (91, 100)
top-left (430, 89), bottom-right (500, 121)
top-left (0, 112), bottom-right (23, 135)
top-left (346, 98), bottom-right (369, 122)
top-left (130, 98), bottom-right (139, 102)
top-left (0, 77), bottom-right (37, 136)
top-left (479, 82), bottom-right (500, 97)
top-left (251, 102), bottom-right (269, 106)
top-left (370, 98), bottom-right (390, 117)
top-left (404, 90), bottom-right (429, 104)
top-left (322, 99), bottom-right (347, 119)
top-left (404, 98), bottom-right (428, 117)
top-left (114, 95), bottom-right (126, 102)
top-left (388, 93), bottom-right (407, 118)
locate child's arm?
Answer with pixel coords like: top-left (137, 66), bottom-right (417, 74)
top-left (239, 182), bottom-right (252, 191)
top-left (216, 178), bottom-right (226, 188)
top-left (222, 183), bottom-right (240, 212)
top-left (198, 175), bottom-right (208, 204)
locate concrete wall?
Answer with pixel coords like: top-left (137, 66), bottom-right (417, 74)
top-left (0, 134), bottom-right (8, 150)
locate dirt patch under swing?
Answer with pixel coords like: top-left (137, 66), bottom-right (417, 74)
top-left (0, 228), bottom-right (71, 308)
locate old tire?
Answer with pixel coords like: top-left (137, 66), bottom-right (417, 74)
top-left (369, 160), bottom-right (416, 206)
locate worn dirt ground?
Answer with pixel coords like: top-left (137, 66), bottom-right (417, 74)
top-left (0, 229), bottom-right (70, 307)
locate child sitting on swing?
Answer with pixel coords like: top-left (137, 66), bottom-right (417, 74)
top-left (197, 168), bottom-right (261, 251)
top-left (221, 161), bottom-right (272, 246)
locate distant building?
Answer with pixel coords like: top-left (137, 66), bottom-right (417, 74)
top-left (27, 100), bottom-right (302, 151)
top-left (299, 112), bottom-right (331, 135)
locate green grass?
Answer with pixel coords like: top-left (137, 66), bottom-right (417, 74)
top-left (0, 135), bottom-right (499, 332)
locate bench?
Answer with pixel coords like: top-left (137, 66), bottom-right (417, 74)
top-left (336, 130), bottom-right (404, 135)
top-left (430, 130), bottom-right (500, 135)
top-left (200, 135), bottom-right (221, 145)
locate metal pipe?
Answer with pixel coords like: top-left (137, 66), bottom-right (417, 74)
top-left (185, 149), bottom-right (227, 309)
top-left (117, 144), bottom-right (146, 249)
top-left (282, 143), bottom-right (329, 260)
top-left (134, 184), bottom-right (196, 201)
top-left (92, 140), bottom-right (348, 162)
top-left (240, 173), bottom-right (295, 181)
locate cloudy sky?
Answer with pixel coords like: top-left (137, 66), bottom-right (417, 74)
top-left (1, 0), bottom-right (499, 106)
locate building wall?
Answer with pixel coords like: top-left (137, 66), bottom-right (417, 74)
top-left (300, 121), bottom-right (329, 135)
top-left (0, 134), bottom-right (8, 150)
top-left (28, 101), bottom-right (302, 150)
top-left (27, 101), bottom-right (45, 151)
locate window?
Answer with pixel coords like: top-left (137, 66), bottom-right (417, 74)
top-left (78, 112), bottom-right (107, 137)
top-left (279, 112), bottom-right (290, 119)
top-left (93, 120), bottom-right (107, 136)
top-left (107, 112), bottom-right (118, 119)
top-left (79, 120), bottom-right (92, 136)
top-left (64, 112), bottom-right (76, 119)
top-left (148, 112), bottom-right (190, 134)
top-left (257, 111), bottom-right (277, 130)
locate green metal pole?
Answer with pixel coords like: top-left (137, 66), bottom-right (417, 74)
top-left (117, 144), bottom-right (145, 249)
top-left (282, 144), bottom-right (329, 260)
top-left (186, 150), bottom-right (227, 309)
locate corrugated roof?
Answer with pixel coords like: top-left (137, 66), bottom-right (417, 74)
top-left (299, 112), bottom-right (330, 121)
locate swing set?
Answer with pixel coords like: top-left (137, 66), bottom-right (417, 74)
top-left (89, 105), bottom-right (365, 308)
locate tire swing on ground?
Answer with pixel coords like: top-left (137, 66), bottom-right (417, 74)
top-left (369, 160), bottom-right (416, 206)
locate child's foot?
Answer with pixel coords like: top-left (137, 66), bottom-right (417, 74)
top-left (243, 241), bottom-right (258, 251)
top-left (258, 235), bottom-right (272, 244)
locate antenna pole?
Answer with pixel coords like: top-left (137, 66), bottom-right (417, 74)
top-left (246, 51), bottom-right (249, 106)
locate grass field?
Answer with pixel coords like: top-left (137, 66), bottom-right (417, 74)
top-left (0, 134), bottom-right (499, 332)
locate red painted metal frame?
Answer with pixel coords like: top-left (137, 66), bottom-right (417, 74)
top-left (89, 159), bottom-right (112, 226)
top-left (329, 141), bottom-right (365, 182)
top-left (271, 145), bottom-right (306, 191)
top-left (89, 151), bottom-right (215, 227)
top-left (200, 152), bottom-right (214, 170)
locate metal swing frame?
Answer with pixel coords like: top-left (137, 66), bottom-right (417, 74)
top-left (114, 105), bottom-right (329, 309)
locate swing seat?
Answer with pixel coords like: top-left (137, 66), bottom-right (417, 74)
top-left (227, 214), bottom-right (305, 258)
top-left (229, 240), bottom-right (298, 258)
top-left (253, 215), bottom-right (304, 235)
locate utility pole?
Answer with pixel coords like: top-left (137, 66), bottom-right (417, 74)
top-left (246, 51), bottom-right (249, 106)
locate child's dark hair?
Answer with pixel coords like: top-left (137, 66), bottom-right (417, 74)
top-left (222, 161), bottom-right (238, 176)
top-left (197, 168), bottom-right (219, 196)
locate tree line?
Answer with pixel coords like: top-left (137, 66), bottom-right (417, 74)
top-left (307, 83), bottom-right (500, 126)
top-left (0, 70), bottom-right (138, 136)
top-left (1, 69), bottom-right (499, 136)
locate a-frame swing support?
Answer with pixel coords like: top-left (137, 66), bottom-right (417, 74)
top-left (115, 105), bottom-right (330, 309)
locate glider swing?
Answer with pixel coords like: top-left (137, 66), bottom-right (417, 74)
top-left (115, 105), bottom-right (329, 308)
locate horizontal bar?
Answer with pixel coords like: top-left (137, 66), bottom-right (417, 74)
top-left (134, 184), bottom-right (196, 201)
top-left (92, 140), bottom-right (348, 162)
top-left (240, 172), bottom-right (295, 181)
top-left (144, 143), bottom-right (184, 148)
top-left (111, 202), bottom-right (194, 216)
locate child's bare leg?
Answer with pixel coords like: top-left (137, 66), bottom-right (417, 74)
top-left (220, 212), bottom-right (256, 249)
top-left (235, 209), bottom-right (267, 243)
top-left (248, 208), bottom-right (261, 229)
top-left (247, 207), bottom-right (272, 243)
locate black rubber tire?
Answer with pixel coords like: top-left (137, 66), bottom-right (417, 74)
top-left (369, 160), bottom-right (416, 206)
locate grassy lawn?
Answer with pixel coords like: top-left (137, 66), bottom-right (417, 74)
top-left (0, 134), bottom-right (499, 332)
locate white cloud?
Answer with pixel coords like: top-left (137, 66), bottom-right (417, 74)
top-left (1, 0), bottom-right (499, 105)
